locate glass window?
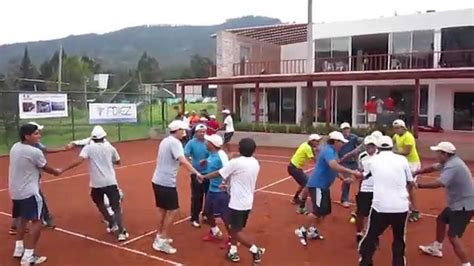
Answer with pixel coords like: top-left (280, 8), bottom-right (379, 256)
top-left (440, 26), bottom-right (474, 67)
top-left (412, 30), bottom-right (434, 69)
top-left (391, 32), bottom-right (411, 69)
top-left (316, 87), bottom-right (327, 123)
top-left (332, 37), bottom-right (350, 71)
top-left (281, 87), bottom-right (296, 124)
top-left (315, 39), bottom-right (331, 58)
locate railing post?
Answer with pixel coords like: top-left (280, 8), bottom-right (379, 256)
top-left (255, 82), bottom-right (260, 123)
top-left (413, 78), bottom-right (420, 138)
top-left (326, 80), bottom-right (331, 127)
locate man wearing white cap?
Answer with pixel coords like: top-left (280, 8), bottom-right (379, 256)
top-left (184, 124), bottom-right (210, 228)
top-left (288, 134), bottom-right (322, 214)
top-left (206, 115), bottom-right (220, 136)
top-left (415, 142), bottom-right (474, 266)
top-left (392, 119), bottom-right (421, 222)
top-left (60, 125), bottom-right (129, 241)
top-left (151, 120), bottom-right (202, 254)
top-left (219, 109), bottom-right (234, 152)
top-left (359, 136), bottom-right (415, 266)
top-left (295, 131), bottom-right (362, 246)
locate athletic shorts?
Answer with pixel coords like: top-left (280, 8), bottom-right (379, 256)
top-left (152, 183), bottom-right (179, 211)
top-left (12, 194), bottom-right (43, 221)
top-left (409, 162), bottom-right (421, 181)
top-left (228, 208), bottom-right (250, 230)
top-left (438, 207), bottom-right (474, 238)
top-left (308, 188), bottom-right (331, 217)
top-left (224, 132), bottom-right (234, 144)
top-left (287, 163), bottom-right (308, 187)
top-left (367, 113), bottom-right (377, 123)
top-left (356, 192), bottom-right (373, 217)
top-left (91, 185), bottom-right (121, 209)
top-left (204, 191), bottom-right (230, 223)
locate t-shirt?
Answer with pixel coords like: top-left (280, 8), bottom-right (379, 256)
top-left (384, 97), bottom-right (395, 111)
top-left (152, 136), bottom-right (185, 188)
top-left (393, 131), bottom-right (420, 163)
top-left (184, 138), bottom-right (209, 173)
top-left (8, 142), bottom-right (47, 200)
top-left (33, 142), bottom-right (47, 154)
top-left (206, 120), bottom-right (220, 135)
top-left (365, 100), bottom-right (377, 114)
top-left (358, 151), bottom-right (376, 192)
top-left (438, 156), bottom-right (474, 211)
top-left (290, 142), bottom-right (314, 169)
top-left (206, 150), bottom-right (230, 193)
top-left (307, 145), bottom-right (338, 190)
top-left (224, 116), bottom-right (234, 133)
top-left (73, 137), bottom-right (111, 147)
top-left (219, 156), bottom-right (260, 210)
top-left (338, 133), bottom-right (361, 169)
top-left (367, 151), bottom-right (413, 213)
top-left (79, 142), bottom-right (120, 188)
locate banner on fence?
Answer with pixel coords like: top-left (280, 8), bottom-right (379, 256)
top-left (89, 103), bottom-right (137, 124)
top-left (18, 93), bottom-right (68, 119)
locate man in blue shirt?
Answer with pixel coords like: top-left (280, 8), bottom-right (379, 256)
top-left (295, 131), bottom-right (362, 246)
top-left (184, 124), bottom-right (210, 228)
top-left (338, 122), bottom-right (363, 208)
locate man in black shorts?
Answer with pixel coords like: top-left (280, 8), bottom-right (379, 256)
top-left (415, 142), bottom-right (474, 266)
top-left (151, 120), bottom-right (202, 254)
top-left (219, 109), bottom-right (234, 152)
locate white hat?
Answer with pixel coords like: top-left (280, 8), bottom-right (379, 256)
top-left (329, 131), bottom-right (348, 143)
top-left (308, 134), bottom-right (322, 141)
top-left (376, 135), bottom-right (393, 148)
top-left (392, 119), bottom-right (406, 128)
top-left (195, 124), bottom-right (207, 131)
top-left (168, 120), bottom-right (188, 131)
top-left (184, 111), bottom-right (189, 115)
top-left (222, 109), bottom-right (231, 114)
top-left (364, 135), bottom-right (377, 145)
top-left (28, 122), bottom-right (44, 130)
top-left (430, 141), bottom-right (456, 154)
top-left (370, 130), bottom-right (383, 139)
top-left (209, 115), bottom-right (216, 119)
top-left (370, 96), bottom-right (376, 99)
top-left (91, 125), bottom-right (107, 139)
top-left (205, 134), bottom-right (223, 148)
top-left (199, 117), bottom-right (208, 122)
top-left (340, 122), bottom-right (351, 129)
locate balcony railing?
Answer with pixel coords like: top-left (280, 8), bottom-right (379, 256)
top-left (231, 49), bottom-right (474, 76)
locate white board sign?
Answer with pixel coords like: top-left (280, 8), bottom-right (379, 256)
top-left (19, 93), bottom-right (68, 119)
top-left (89, 103), bottom-right (137, 124)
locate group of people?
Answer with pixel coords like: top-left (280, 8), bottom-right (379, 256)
top-left (287, 119), bottom-right (474, 266)
top-left (6, 111), bottom-right (474, 266)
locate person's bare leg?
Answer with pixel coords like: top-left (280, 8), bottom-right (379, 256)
top-left (156, 208), bottom-right (166, 236)
top-left (160, 210), bottom-right (178, 239)
top-left (28, 220), bottom-right (42, 248)
top-left (230, 229), bottom-right (254, 249)
top-left (16, 218), bottom-right (27, 242)
top-left (435, 217), bottom-right (446, 243)
top-left (449, 236), bottom-right (470, 264)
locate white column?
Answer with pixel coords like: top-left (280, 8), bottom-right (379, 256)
top-left (427, 82), bottom-right (436, 126)
top-left (352, 85), bottom-right (358, 126)
top-left (433, 29), bottom-right (442, 68)
top-left (296, 86), bottom-right (303, 125)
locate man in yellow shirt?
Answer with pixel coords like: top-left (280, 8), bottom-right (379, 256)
top-left (288, 134), bottom-right (322, 214)
top-left (392, 119), bottom-right (421, 222)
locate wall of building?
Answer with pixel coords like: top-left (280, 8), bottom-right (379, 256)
top-left (313, 9), bottom-right (474, 39)
top-left (281, 42), bottom-right (307, 60)
top-left (433, 83), bottom-right (474, 130)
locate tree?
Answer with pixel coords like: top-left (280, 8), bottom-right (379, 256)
top-left (18, 47), bottom-right (40, 90)
top-left (190, 54), bottom-right (213, 78)
top-left (81, 56), bottom-right (101, 73)
top-left (136, 52), bottom-right (161, 83)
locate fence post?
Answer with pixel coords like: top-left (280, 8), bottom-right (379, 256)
top-left (149, 93), bottom-right (153, 127)
top-left (70, 99), bottom-right (76, 141)
top-left (117, 123), bottom-right (121, 141)
top-left (161, 99), bottom-right (166, 130)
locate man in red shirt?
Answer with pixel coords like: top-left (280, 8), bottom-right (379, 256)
top-left (384, 97), bottom-right (395, 111)
top-left (364, 96), bottom-right (377, 127)
top-left (206, 115), bottom-right (220, 135)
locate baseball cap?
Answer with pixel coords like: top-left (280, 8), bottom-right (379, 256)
top-left (392, 119), bottom-right (406, 128)
top-left (430, 141), bottom-right (456, 154)
top-left (28, 122), bottom-right (44, 130)
top-left (209, 115), bottom-right (216, 119)
top-left (329, 131), bottom-right (348, 143)
top-left (205, 134), bottom-right (223, 148)
top-left (222, 109), bottom-right (231, 114)
top-left (340, 122), bottom-right (351, 129)
top-left (308, 134), bottom-right (322, 141)
top-left (168, 120), bottom-right (188, 131)
top-left (364, 135), bottom-right (377, 145)
top-left (370, 130), bottom-right (383, 139)
top-left (195, 124), bottom-right (207, 131)
top-left (376, 135), bottom-right (393, 148)
top-left (199, 117), bottom-right (208, 122)
top-left (91, 125), bottom-right (107, 139)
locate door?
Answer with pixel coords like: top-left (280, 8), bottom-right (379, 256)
top-left (267, 88), bottom-right (280, 123)
top-left (453, 92), bottom-right (474, 131)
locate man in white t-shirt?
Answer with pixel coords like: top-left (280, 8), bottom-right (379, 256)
top-left (151, 120), bottom-right (202, 255)
top-left (358, 136), bottom-right (416, 266)
top-left (219, 109), bottom-right (234, 152)
top-left (203, 138), bottom-right (265, 264)
top-left (60, 126), bottom-right (129, 242)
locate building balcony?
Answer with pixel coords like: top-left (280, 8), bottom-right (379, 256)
top-left (231, 49), bottom-right (474, 76)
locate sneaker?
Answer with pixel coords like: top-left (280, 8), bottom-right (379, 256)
top-left (341, 201), bottom-right (351, 208)
top-left (227, 251), bottom-right (240, 262)
top-left (9, 226), bottom-right (17, 235)
top-left (419, 243), bottom-right (443, 258)
top-left (152, 240), bottom-right (177, 255)
top-left (118, 230), bottom-right (130, 241)
top-left (202, 230), bottom-right (223, 241)
top-left (308, 227), bottom-right (324, 240)
top-left (294, 227), bottom-right (308, 246)
top-left (107, 224), bottom-right (119, 233)
top-left (21, 255), bottom-right (47, 265)
top-left (251, 248), bottom-right (265, 264)
top-left (409, 211), bottom-right (421, 222)
top-left (13, 245), bottom-right (24, 258)
top-left (297, 207), bottom-right (309, 215)
top-left (191, 221), bottom-right (201, 228)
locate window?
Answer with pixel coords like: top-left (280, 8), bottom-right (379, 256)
top-left (316, 87), bottom-right (327, 123)
top-left (315, 37), bottom-right (350, 72)
top-left (281, 88), bottom-right (296, 123)
top-left (440, 26), bottom-right (474, 67)
top-left (412, 30), bottom-right (434, 69)
top-left (391, 32), bottom-right (411, 69)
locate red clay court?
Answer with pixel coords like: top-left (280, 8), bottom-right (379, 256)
top-left (0, 139), bottom-right (473, 265)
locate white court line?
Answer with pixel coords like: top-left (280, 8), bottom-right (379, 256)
top-left (258, 189), bottom-right (474, 223)
top-left (0, 211), bottom-right (183, 266)
top-left (120, 168), bottom-right (315, 246)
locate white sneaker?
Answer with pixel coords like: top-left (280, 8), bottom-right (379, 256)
top-left (21, 255), bottom-right (47, 265)
top-left (419, 244), bottom-right (443, 258)
top-left (191, 221), bottom-right (201, 228)
top-left (118, 230), bottom-right (130, 241)
top-left (294, 228), bottom-right (308, 246)
top-left (152, 240), bottom-right (177, 254)
top-left (13, 245), bottom-right (24, 258)
top-left (107, 224), bottom-right (119, 233)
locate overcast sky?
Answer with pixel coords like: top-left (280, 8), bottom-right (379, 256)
top-left (1, 0), bottom-right (472, 45)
